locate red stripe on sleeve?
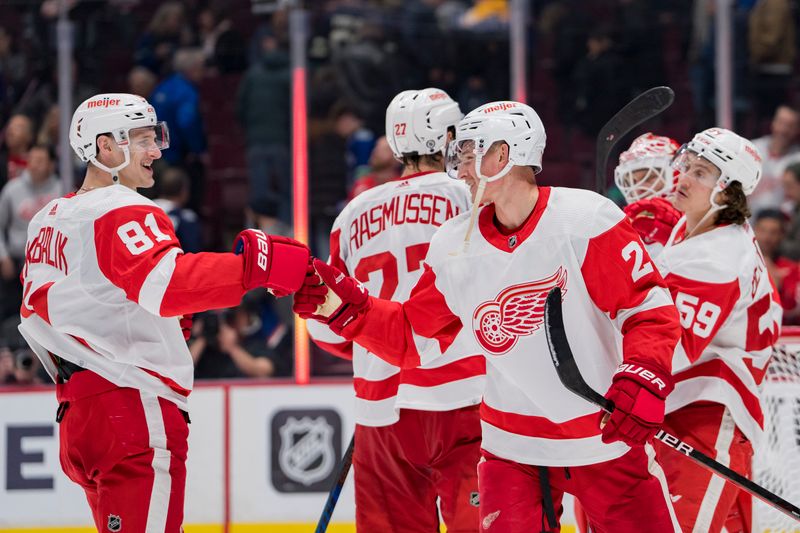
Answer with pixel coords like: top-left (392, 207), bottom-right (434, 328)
top-left (94, 205), bottom-right (182, 304)
top-left (582, 219), bottom-right (679, 373)
top-left (343, 264), bottom-right (462, 369)
top-left (159, 252), bottom-right (246, 316)
top-left (311, 337), bottom-right (353, 360)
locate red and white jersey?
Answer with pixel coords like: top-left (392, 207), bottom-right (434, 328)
top-left (306, 171), bottom-right (485, 427)
top-left (657, 219), bottom-right (783, 445)
top-left (18, 184), bottom-right (247, 410)
top-left (343, 187), bottom-right (681, 465)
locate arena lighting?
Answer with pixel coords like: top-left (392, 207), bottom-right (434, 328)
top-left (291, 7), bottom-right (311, 385)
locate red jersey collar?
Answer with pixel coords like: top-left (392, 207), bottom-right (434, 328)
top-left (478, 186), bottom-right (551, 252)
top-left (392, 170), bottom-right (438, 182)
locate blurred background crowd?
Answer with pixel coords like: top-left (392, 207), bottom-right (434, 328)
top-left (1, 0), bottom-right (800, 386)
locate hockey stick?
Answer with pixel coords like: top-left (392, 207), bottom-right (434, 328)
top-left (315, 433), bottom-right (355, 533)
top-left (595, 86), bottom-right (675, 194)
top-left (543, 287), bottom-right (800, 523)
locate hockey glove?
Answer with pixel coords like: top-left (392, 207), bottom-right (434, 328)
top-left (293, 258), bottom-right (371, 335)
top-left (623, 198), bottom-right (681, 246)
top-left (180, 314), bottom-right (193, 341)
top-left (601, 360), bottom-right (674, 446)
top-left (233, 230), bottom-right (310, 295)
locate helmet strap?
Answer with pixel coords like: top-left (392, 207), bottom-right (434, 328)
top-left (687, 184), bottom-right (726, 239)
top-left (454, 176), bottom-right (488, 255)
top-left (89, 146), bottom-right (131, 184)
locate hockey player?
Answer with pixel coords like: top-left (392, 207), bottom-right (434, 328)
top-left (295, 101), bottom-right (683, 532)
top-left (306, 88), bottom-right (484, 532)
top-left (18, 93), bottom-right (310, 532)
top-left (653, 127), bottom-right (783, 533)
top-left (615, 133), bottom-right (682, 258)
top-left (574, 133), bottom-right (683, 532)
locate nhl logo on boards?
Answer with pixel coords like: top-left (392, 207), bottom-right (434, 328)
top-left (472, 267), bottom-right (568, 355)
top-left (271, 409), bottom-right (342, 493)
top-left (107, 514), bottom-right (121, 532)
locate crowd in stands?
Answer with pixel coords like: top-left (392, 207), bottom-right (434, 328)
top-left (1, 0), bottom-right (800, 384)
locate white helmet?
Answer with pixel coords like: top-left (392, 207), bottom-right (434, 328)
top-left (385, 88), bottom-right (463, 159)
top-left (614, 133), bottom-right (681, 204)
top-left (446, 101), bottom-right (546, 182)
top-left (680, 127), bottom-right (762, 195)
top-left (69, 93), bottom-right (169, 177)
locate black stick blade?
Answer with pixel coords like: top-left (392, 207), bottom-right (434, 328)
top-left (544, 287), bottom-right (612, 411)
top-left (595, 86), bottom-right (675, 194)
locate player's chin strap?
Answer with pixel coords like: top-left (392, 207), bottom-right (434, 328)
top-left (685, 184), bottom-right (726, 239)
top-left (89, 147), bottom-right (131, 183)
top-left (454, 158), bottom-right (515, 255)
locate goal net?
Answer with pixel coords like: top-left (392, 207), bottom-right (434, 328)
top-left (753, 326), bottom-right (800, 533)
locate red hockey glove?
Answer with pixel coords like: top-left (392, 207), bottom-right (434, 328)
top-left (623, 198), bottom-right (681, 246)
top-left (293, 258), bottom-right (371, 334)
top-left (180, 314), bottom-right (193, 341)
top-left (601, 360), bottom-right (674, 446)
top-left (233, 230), bottom-right (310, 294)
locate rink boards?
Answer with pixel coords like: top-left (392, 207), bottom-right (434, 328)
top-left (0, 381), bottom-right (581, 531)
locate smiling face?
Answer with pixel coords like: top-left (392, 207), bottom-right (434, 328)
top-left (671, 151), bottom-right (721, 217)
top-left (98, 127), bottom-right (162, 189)
top-left (457, 140), bottom-right (509, 203)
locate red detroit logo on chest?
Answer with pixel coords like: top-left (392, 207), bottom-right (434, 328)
top-left (473, 267), bottom-right (567, 355)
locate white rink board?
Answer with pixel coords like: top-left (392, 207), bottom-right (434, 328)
top-left (0, 383), bottom-right (356, 528)
top-left (229, 383), bottom-right (356, 522)
top-left (0, 382), bottom-right (581, 530)
top-left (0, 390), bottom-right (90, 526)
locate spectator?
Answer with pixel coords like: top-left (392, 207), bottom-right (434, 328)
top-left (0, 144), bottom-right (62, 319)
top-left (750, 105), bottom-right (800, 215)
top-left (35, 104), bottom-right (59, 147)
top-left (332, 101), bottom-right (376, 188)
top-left (1, 114), bottom-right (34, 187)
top-left (348, 135), bottom-right (401, 200)
top-left (151, 48), bottom-right (207, 166)
top-left (151, 48), bottom-right (208, 212)
top-left (780, 162), bottom-right (800, 260)
top-left (16, 58), bottom-right (97, 134)
top-left (134, 2), bottom-right (192, 75)
top-left (572, 26), bottom-right (626, 137)
top-left (197, 6), bottom-right (232, 62)
top-left (753, 209), bottom-right (800, 324)
top-left (11, 347), bottom-right (41, 385)
top-left (246, 198), bottom-right (294, 327)
top-left (153, 166), bottom-right (202, 253)
top-left (190, 297), bottom-right (292, 379)
top-left (0, 344), bottom-right (15, 384)
top-left (236, 34), bottom-right (291, 222)
top-left (748, 0), bottom-right (796, 125)
top-left (331, 20), bottom-right (403, 133)
top-left (460, 0), bottom-right (509, 31)
top-left (0, 28), bottom-right (29, 123)
top-left (247, 197), bottom-right (292, 238)
top-left (127, 65), bottom-right (158, 99)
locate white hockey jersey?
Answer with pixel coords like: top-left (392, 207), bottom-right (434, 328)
top-left (658, 219), bottom-right (783, 445)
top-left (307, 171), bottom-right (485, 426)
top-left (19, 185), bottom-right (247, 410)
top-left (342, 187), bottom-right (681, 465)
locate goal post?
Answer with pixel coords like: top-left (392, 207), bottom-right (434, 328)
top-left (753, 326), bottom-right (800, 533)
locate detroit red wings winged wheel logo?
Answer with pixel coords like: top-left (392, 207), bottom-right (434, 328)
top-left (472, 267), bottom-right (568, 355)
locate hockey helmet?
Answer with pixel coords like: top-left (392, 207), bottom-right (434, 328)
top-left (614, 133), bottom-right (681, 204)
top-left (385, 88), bottom-right (463, 160)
